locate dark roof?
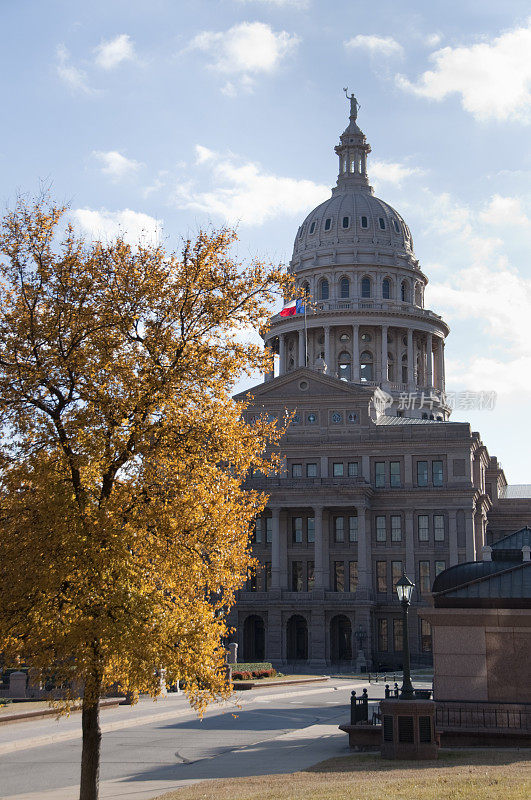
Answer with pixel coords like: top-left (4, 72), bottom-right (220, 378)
top-left (491, 526), bottom-right (531, 550)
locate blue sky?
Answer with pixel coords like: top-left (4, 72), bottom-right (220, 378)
top-left (2, 0), bottom-right (531, 482)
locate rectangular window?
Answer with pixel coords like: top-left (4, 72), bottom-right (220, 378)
top-left (417, 461), bottom-right (428, 487)
top-left (307, 517), bottom-right (315, 543)
top-left (306, 462), bottom-right (317, 478)
top-left (266, 517), bottom-right (272, 543)
top-left (432, 460), bottom-right (443, 487)
top-left (348, 461), bottom-right (359, 478)
top-left (419, 560), bottom-right (431, 594)
top-left (291, 561), bottom-right (303, 592)
top-left (292, 517), bottom-right (303, 543)
top-left (378, 619), bottom-right (388, 651)
top-left (349, 515), bottom-right (358, 542)
top-left (434, 514), bottom-right (445, 541)
top-left (391, 515), bottom-right (402, 542)
top-left (334, 516), bottom-right (344, 542)
top-left (264, 562), bottom-right (271, 591)
top-left (391, 560), bottom-right (403, 589)
top-left (334, 561), bottom-right (345, 592)
top-left (418, 514), bottom-right (429, 541)
top-left (421, 619), bottom-right (432, 652)
top-left (376, 515), bottom-right (386, 542)
top-left (376, 560), bottom-right (387, 592)
top-left (292, 463), bottom-right (303, 478)
top-left (393, 618), bottom-right (404, 652)
top-left (390, 461), bottom-right (401, 487)
top-left (435, 560), bottom-right (446, 576)
top-left (333, 462), bottom-right (344, 477)
top-left (375, 462), bottom-right (385, 488)
top-left (349, 561), bottom-right (358, 592)
top-left (254, 518), bottom-right (262, 544)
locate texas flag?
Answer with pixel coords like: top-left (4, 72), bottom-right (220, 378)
top-left (280, 298), bottom-right (305, 317)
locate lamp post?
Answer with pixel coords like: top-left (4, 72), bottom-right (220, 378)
top-left (395, 573), bottom-right (415, 699)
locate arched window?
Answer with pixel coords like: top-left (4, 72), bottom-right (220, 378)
top-left (387, 353), bottom-right (394, 382)
top-left (338, 351), bottom-right (351, 382)
top-left (382, 278), bottom-right (391, 300)
top-left (340, 277), bottom-right (350, 298)
top-left (361, 277), bottom-right (371, 298)
top-left (360, 350), bottom-right (373, 382)
top-left (401, 281), bottom-right (409, 303)
top-left (301, 281), bottom-right (310, 296)
top-left (320, 279), bottom-right (329, 300)
top-left (401, 353), bottom-right (408, 383)
top-left (361, 216), bottom-right (368, 229)
top-left (324, 218), bottom-right (332, 231)
top-left (414, 284), bottom-right (422, 306)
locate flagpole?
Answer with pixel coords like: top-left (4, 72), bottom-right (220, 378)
top-left (304, 297), bottom-right (308, 367)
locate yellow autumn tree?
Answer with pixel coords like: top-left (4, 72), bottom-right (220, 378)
top-left (0, 195), bottom-right (290, 800)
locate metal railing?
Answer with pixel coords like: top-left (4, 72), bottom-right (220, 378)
top-left (435, 701), bottom-right (531, 731)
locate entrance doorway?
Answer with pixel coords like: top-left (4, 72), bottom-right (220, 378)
top-left (286, 615), bottom-right (308, 661)
top-left (330, 614), bottom-right (352, 661)
top-left (243, 615), bottom-right (265, 661)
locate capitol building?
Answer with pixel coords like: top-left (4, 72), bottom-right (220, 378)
top-left (232, 97), bottom-right (531, 670)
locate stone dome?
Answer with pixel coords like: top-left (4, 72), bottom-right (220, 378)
top-left (292, 191), bottom-right (414, 261)
top-left (290, 101), bottom-right (418, 273)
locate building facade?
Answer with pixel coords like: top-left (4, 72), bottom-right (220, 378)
top-left (232, 100), bottom-right (531, 670)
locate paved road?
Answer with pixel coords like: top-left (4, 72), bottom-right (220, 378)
top-left (0, 679), bottom-right (358, 800)
top-left (1, 678), bottom-right (425, 800)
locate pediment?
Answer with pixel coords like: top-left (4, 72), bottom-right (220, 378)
top-left (234, 368), bottom-right (376, 403)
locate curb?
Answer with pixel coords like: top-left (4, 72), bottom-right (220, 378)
top-left (232, 676), bottom-right (329, 691)
top-left (0, 698), bottom-right (122, 726)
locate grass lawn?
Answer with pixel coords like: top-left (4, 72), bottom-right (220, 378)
top-left (156, 750), bottom-right (531, 800)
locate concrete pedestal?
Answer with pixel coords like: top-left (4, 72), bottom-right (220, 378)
top-left (380, 699), bottom-right (438, 759)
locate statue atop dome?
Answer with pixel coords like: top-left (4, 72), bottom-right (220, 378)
top-left (343, 87), bottom-right (360, 120)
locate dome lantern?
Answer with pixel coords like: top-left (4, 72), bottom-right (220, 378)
top-left (333, 89), bottom-right (373, 195)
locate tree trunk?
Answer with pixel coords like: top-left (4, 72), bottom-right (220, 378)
top-left (79, 689), bottom-right (101, 800)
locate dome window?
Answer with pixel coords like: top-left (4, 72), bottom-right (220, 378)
top-left (387, 353), bottom-right (395, 382)
top-left (302, 281), bottom-right (310, 296)
top-left (378, 217), bottom-right (386, 230)
top-left (361, 332), bottom-right (372, 342)
top-left (382, 278), bottom-right (391, 300)
top-left (324, 218), bottom-right (332, 231)
top-left (392, 219), bottom-right (400, 234)
top-left (309, 221), bottom-right (316, 234)
top-left (401, 281), bottom-right (409, 303)
top-left (340, 277), bottom-right (350, 298)
top-left (298, 225), bottom-right (305, 239)
top-left (320, 279), bottom-right (329, 300)
top-left (342, 216), bottom-right (349, 229)
top-left (361, 277), bottom-right (371, 298)
top-left (360, 350), bottom-right (373, 382)
top-left (361, 216), bottom-right (368, 228)
top-left (338, 351), bottom-right (351, 382)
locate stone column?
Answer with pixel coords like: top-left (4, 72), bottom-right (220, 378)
top-left (465, 510), bottom-right (475, 562)
top-left (405, 510), bottom-right (415, 579)
top-left (441, 339), bottom-right (446, 392)
top-left (449, 510), bottom-right (458, 566)
top-left (381, 325), bottom-right (388, 385)
top-left (298, 329), bottom-right (305, 368)
top-left (324, 326), bottom-right (331, 374)
top-left (356, 505), bottom-right (370, 597)
top-left (271, 507), bottom-right (281, 588)
top-left (313, 505), bottom-right (324, 588)
top-left (279, 510), bottom-right (288, 589)
top-left (426, 332), bottom-right (433, 388)
top-left (407, 328), bottom-right (415, 389)
top-left (352, 324), bottom-right (360, 381)
top-left (279, 333), bottom-right (286, 376)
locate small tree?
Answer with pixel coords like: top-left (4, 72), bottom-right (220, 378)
top-left (0, 196), bottom-right (289, 800)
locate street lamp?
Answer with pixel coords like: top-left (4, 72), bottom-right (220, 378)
top-left (395, 573), bottom-right (415, 699)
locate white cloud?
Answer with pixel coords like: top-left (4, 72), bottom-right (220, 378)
top-left (345, 34), bottom-right (403, 57)
top-left (173, 144), bottom-right (329, 226)
top-left (370, 159), bottom-right (423, 186)
top-left (92, 150), bottom-right (143, 181)
top-left (396, 20), bottom-right (531, 122)
top-left (56, 45), bottom-right (97, 95)
top-left (72, 208), bottom-right (162, 246)
top-left (479, 194), bottom-right (530, 227)
top-left (187, 21), bottom-right (299, 92)
top-left (424, 33), bottom-right (442, 47)
top-left (94, 34), bottom-right (136, 70)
